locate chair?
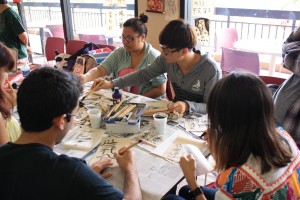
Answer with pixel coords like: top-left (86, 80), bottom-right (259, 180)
top-left (214, 28), bottom-right (238, 53)
top-left (166, 76), bottom-right (174, 101)
top-left (118, 68), bottom-right (139, 94)
top-left (78, 34), bottom-right (107, 45)
top-left (45, 37), bottom-right (65, 61)
top-left (221, 47), bottom-right (260, 75)
top-left (259, 75), bottom-right (286, 94)
top-left (259, 75), bottom-right (286, 85)
top-left (45, 24), bottom-right (64, 38)
top-left (66, 40), bottom-right (87, 55)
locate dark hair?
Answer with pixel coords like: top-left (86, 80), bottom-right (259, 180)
top-left (159, 19), bottom-right (197, 49)
top-left (0, 42), bottom-right (15, 118)
top-left (0, 0), bottom-right (7, 4)
top-left (123, 13), bottom-right (148, 36)
top-left (17, 67), bottom-right (83, 132)
top-left (207, 72), bottom-right (292, 174)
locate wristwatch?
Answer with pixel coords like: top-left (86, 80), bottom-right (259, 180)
top-left (189, 187), bottom-right (203, 200)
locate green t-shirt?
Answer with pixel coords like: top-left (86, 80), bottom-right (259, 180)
top-left (0, 7), bottom-right (27, 59)
top-left (101, 42), bottom-right (166, 97)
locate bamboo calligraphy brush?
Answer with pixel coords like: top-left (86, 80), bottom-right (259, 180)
top-left (80, 79), bottom-right (104, 102)
top-left (119, 140), bottom-right (142, 155)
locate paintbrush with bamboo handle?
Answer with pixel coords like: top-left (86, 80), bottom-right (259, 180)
top-left (80, 79), bottom-right (104, 102)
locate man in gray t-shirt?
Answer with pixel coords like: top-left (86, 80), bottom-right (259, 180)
top-left (91, 19), bottom-right (221, 115)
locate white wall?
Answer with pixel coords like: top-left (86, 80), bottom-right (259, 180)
top-left (138, 0), bottom-right (181, 50)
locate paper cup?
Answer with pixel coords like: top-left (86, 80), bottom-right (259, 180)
top-left (153, 112), bottom-right (168, 135)
top-left (88, 108), bottom-right (101, 129)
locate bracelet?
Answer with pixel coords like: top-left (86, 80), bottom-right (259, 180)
top-left (189, 187), bottom-right (203, 200)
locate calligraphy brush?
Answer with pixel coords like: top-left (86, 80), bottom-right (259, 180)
top-left (80, 79), bottom-right (104, 102)
top-left (119, 140), bottom-right (142, 155)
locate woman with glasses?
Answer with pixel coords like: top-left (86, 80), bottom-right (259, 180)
top-left (0, 42), bottom-right (21, 144)
top-left (80, 13), bottom-right (166, 99)
top-left (91, 19), bottom-right (221, 114)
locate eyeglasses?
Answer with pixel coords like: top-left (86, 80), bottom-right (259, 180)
top-left (160, 45), bottom-right (181, 55)
top-left (65, 113), bottom-right (78, 122)
top-left (120, 35), bottom-right (140, 42)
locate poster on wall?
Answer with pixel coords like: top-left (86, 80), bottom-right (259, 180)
top-left (164, 0), bottom-right (179, 21)
top-left (191, 0), bottom-right (215, 17)
top-left (103, 0), bottom-right (115, 6)
top-left (146, 0), bottom-right (165, 13)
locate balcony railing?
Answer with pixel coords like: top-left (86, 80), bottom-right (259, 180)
top-left (11, 2), bottom-right (134, 35)
top-left (10, 3), bottom-right (300, 52)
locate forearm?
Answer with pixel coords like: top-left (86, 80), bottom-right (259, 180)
top-left (141, 83), bottom-right (166, 99)
top-left (18, 32), bottom-right (28, 46)
top-left (83, 66), bottom-right (107, 83)
top-left (123, 167), bottom-right (142, 200)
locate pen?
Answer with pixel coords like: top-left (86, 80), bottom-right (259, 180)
top-left (119, 140), bottom-right (142, 155)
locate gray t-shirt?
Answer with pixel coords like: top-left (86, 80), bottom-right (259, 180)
top-left (274, 74), bottom-right (300, 124)
top-left (113, 50), bottom-right (221, 114)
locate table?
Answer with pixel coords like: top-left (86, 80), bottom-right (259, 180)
top-left (27, 21), bottom-right (62, 55)
top-left (53, 85), bottom-right (209, 200)
top-left (234, 39), bottom-right (283, 76)
top-left (77, 28), bottom-right (123, 47)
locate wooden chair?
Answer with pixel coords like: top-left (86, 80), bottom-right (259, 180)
top-left (221, 47), bottom-right (260, 75)
top-left (66, 40), bottom-right (87, 55)
top-left (45, 37), bottom-right (65, 61)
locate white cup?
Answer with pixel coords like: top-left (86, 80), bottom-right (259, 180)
top-left (153, 112), bottom-right (168, 135)
top-left (88, 108), bottom-right (101, 129)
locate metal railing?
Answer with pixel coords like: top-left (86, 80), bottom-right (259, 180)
top-left (201, 8), bottom-right (300, 49)
top-left (11, 2), bottom-right (134, 35)
top-left (10, 3), bottom-right (300, 51)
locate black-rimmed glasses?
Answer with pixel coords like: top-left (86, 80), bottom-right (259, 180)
top-left (65, 113), bottom-right (78, 122)
top-left (160, 44), bottom-right (182, 55)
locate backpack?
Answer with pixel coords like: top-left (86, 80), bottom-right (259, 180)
top-left (65, 42), bottom-right (99, 73)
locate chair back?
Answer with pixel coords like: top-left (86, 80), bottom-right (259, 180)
top-left (259, 75), bottom-right (286, 85)
top-left (166, 76), bottom-right (174, 101)
top-left (118, 68), bottom-right (138, 94)
top-left (215, 28), bottom-right (238, 52)
top-left (45, 37), bottom-right (65, 61)
top-left (221, 47), bottom-right (260, 75)
top-left (78, 34), bottom-right (107, 45)
top-left (66, 40), bottom-right (87, 55)
top-left (45, 24), bottom-right (64, 38)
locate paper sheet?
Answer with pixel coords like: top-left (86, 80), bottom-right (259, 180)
top-left (54, 126), bottom-right (104, 158)
top-left (107, 147), bottom-right (183, 200)
top-left (63, 126), bottom-right (104, 151)
top-left (183, 144), bottom-right (214, 176)
top-left (89, 137), bottom-right (131, 167)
